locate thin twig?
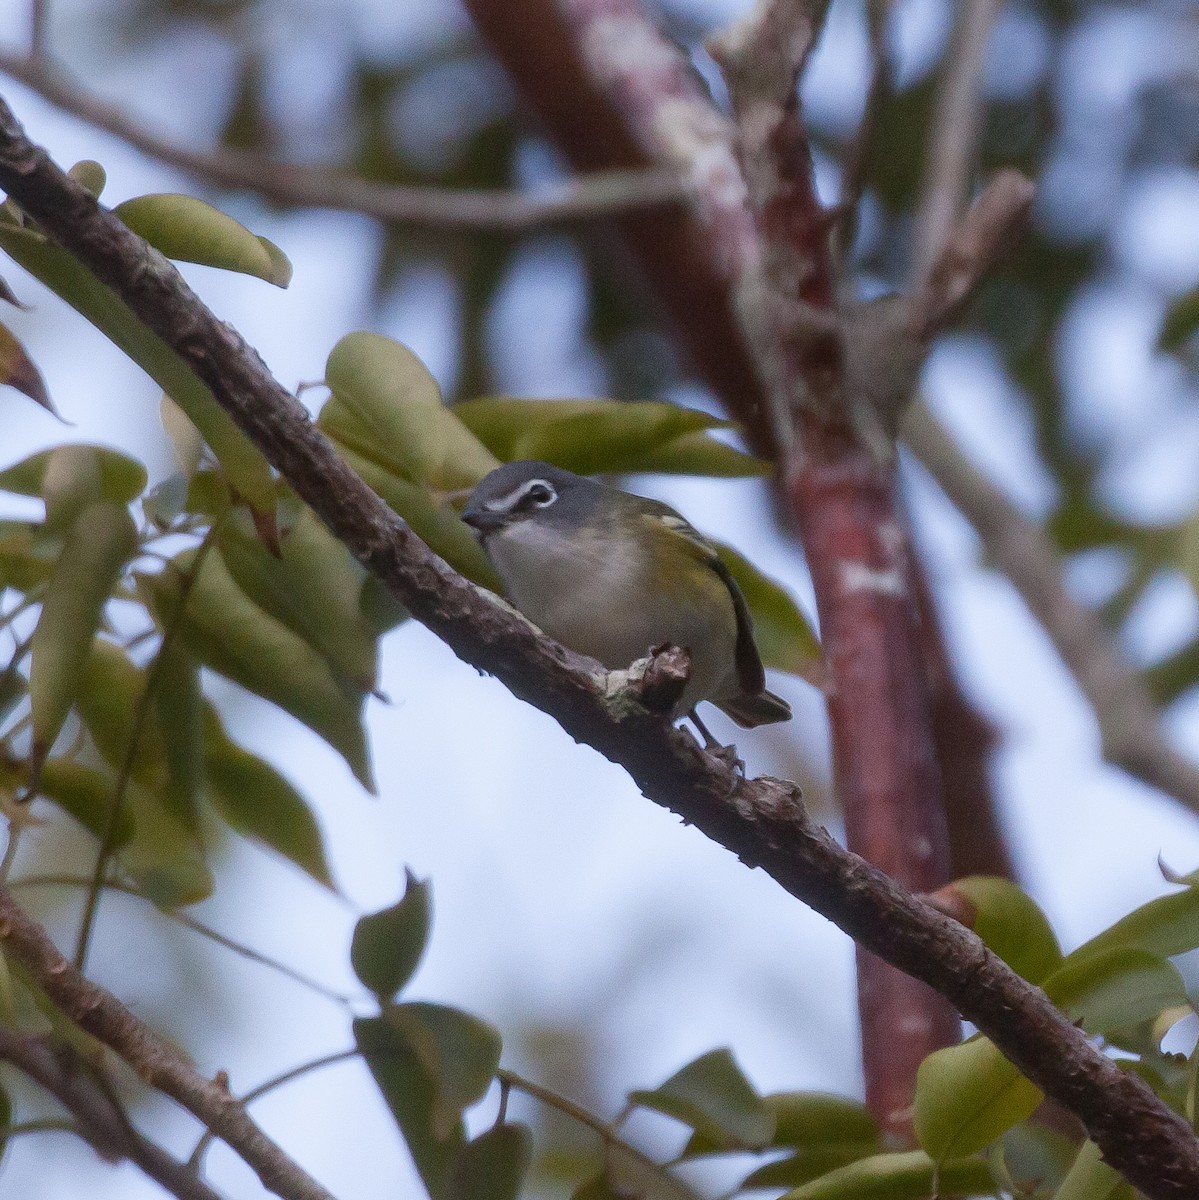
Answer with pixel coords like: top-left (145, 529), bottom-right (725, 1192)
top-left (0, 52), bottom-right (686, 233)
top-left (832, 0), bottom-right (893, 263)
top-left (188, 1049), bottom-right (358, 1169)
top-left (498, 1068), bottom-right (666, 1178)
top-left (28, 0), bottom-right (47, 61)
top-left (74, 523), bottom-right (220, 971)
top-left (0, 1026), bottom-right (226, 1200)
top-left (909, 168), bottom-right (1035, 340)
top-left (908, 0), bottom-right (1004, 285)
top-left (15, 873), bottom-right (354, 1007)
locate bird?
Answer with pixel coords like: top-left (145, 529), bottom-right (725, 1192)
top-left (459, 460), bottom-right (791, 746)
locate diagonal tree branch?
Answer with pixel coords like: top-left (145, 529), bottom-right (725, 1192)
top-left (0, 1026), bottom-right (225, 1200)
top-left (906, 405), bottom-right (1199, 816)
top-left (0, 97), bottom-right (1195, 1200)
top-left (0, 895), bottom-right (336, 1198)
top-left (0, 52), bottom-right (686, 233)
top-left (900, 0), bottom-right (1199, 819)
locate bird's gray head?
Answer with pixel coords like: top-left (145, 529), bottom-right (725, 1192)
top-left (460, 461), bottom-right (591, 538)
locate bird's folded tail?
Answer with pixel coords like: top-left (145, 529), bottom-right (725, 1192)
top-left (716, 689), bottom-right (792, 729)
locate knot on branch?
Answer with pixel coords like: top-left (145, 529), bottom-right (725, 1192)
top-left (604, 644), bottom-right (692, 717)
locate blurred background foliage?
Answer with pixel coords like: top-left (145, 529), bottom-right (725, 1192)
top-left (0, 0), bottom-right (1197, 1197)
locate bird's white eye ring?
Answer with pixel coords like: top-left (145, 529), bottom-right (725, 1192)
top-left (521, 480), bottom-right (556, 508)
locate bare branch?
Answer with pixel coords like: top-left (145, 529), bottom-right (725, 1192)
top-left (0, 1027), bottom-right (225, 1200)
top-left (905, 405), bottom-right (1199, 817)
top-left (901, 0), bottom-right (1199, 821)
top-left (910, 168), bottom-right (1035, 339)
top-left (0, 894), bottom-right (337, 1199)
top-left (3, 77), bottom-right (1190, 1200)
top-left (908, 0), bottom-right (1004, 284)
top-left (28, 0), bottom-right (47, 61)
top-left (0, 52), bottom-right (685, 233)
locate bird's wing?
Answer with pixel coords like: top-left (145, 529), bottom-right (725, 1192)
top-left (638, 504), bottom-right (767, 697)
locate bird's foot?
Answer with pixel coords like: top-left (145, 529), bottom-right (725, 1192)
top-left (686, 709), bottom-right (745, 777)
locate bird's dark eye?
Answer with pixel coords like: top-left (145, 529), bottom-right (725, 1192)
top-left (520, 481), bottom-right (556, 509)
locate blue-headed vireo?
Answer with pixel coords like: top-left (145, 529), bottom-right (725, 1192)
top-left (460, 461), bottom-right (791, 739)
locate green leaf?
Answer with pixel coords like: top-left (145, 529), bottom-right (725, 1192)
top-left (767, 1093), bottom-right (879, 1150)
top-left (714, 542), bottom-right (822, 682)
top-left (323, 332), bottom-right (499, 491)
top-left (34, 749), bottom-right (209, 907)
top-left (606, 1144), bottom-right (702, 1200)
top-left (387, 1001), bottom-right (502, 1139)
top-left (1158, 286), bottom-right (1199, 355)
top-left (217, 504), bottom-right (378, 692)
top-left (118, 775), bottom-right (213, 908)
top-left (0, 223), bottom-right (276, 513)
top-left (115, 193), bottom-right (292, 287)
top-left (0, 445), bottom-right (147, 508)
top-left (571, 1174), bottom-right (622, 1200)
top-left (687, 1089), bottom-right (877, 1161)
top-left (629, 1048), bottom-right (774, 1150)
top-left (779, 1150), bottom-right (994, 1200)
top-left (734, 1092), bottom-right (882, 1182)
top-left (1043, 947), bottom-right (1187, 1036)
top-left (742, 1147), bottom-right (882, 1191)
top-left (35, 758), bottom-right (134, 845)
top-left (354, 1013), bottom-right (467, 1198)
top-left (996, 1123), bottom-right (1079, 1198)
top-left (351, 870), bottom-right (432, 1000)
top-left (0, 519), bottom-right (56, 590)
top-left (0, 319), bottom-right (57, 418)
top-left (138, 549), bottom-right (374, 790)
top-left (202, 707), bottom-right (334, 888)
top-left (1052, 1140), bottom-right (1127, 1200)
top-left (67, 159), bottom-right (106, 198)
top-left (0, 664), bottom-right (26, 727)
top-left (77, 640), bottom-right (172, 792)
top-left (913, 1036), bottom-right (1042, 1162)
top-left (636, 428), bottom-right (770, 478)
top-left (453, 396), bottom-right (768, 477)
top-left (945, 876), bottom-right (1063, 984)
top-left (29, 502), bottom-right (137, 755)
top-left (1069, 884), bottom-right (1199, 962)
top-left (154, 640), bottom-right (204, 827)
top-left (445, 1123), bottom-right (532, 1200)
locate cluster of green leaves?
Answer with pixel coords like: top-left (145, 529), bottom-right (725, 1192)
top-left (348, 871), bottom-right (1199, 1200)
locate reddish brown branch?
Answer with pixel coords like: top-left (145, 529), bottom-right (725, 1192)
top-left (0, 889), bottom-right (336, 1199)
top-left (0, 106), bottom-right (1196, 1197)
top-left (0, 52), bottom-right (685, 233)
top-left (0, 1027), bottom-right (224, 1200)
top-left (707, 0), bottom-right (959, 1137)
